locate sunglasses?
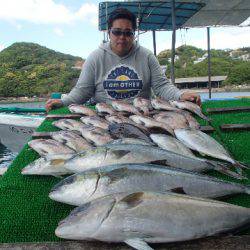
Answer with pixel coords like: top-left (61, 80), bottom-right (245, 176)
top-left (110, 28), bottom-right (135, 37)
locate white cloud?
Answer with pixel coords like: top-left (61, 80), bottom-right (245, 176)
top-left (54, 27), bottom-right (64, 37)
top-left (140, 26), bottom-right (250, 54)
top-left (190, 27), bottom-right (250, 50)
top-left (0, 0), bottom-right (98, 25)
top-left (0, 44), bottom-right (5, 51)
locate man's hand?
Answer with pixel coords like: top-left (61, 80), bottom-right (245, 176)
top-left (45, 99), bottom-right (63, 112)
top-left (180, 91), bottom-right (201, 106)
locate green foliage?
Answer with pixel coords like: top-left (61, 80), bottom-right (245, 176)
top-left (0, 42), bottom-right (84, 97)
top-left (225, 62), bottom-right (250, 85)
top-left (158, 45), bottom-right (250, 85)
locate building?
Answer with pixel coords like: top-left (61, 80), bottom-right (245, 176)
top-left (175, 76), bottom-right (227, 89)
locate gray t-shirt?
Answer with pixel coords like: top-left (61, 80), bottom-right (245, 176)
top-left (62, 41), bottom-right (182, 105)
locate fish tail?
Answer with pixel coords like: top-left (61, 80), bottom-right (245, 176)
top-left (217, 166), bottom-right (247, 180)
top-left (246, 186), bottom-right (250, 195)
top-left (208, 161), bottom-right (247, 180)
top-left (234, 161), bottom-right (250, 170)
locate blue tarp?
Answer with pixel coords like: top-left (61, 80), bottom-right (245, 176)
top-left (99, 1), bottom-right (205, 31)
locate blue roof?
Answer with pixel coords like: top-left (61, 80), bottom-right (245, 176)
top-left (99, 1), bottom-right (205, 31)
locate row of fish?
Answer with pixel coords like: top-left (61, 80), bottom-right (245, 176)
top-left (21, 97), bottom-right (249, 250)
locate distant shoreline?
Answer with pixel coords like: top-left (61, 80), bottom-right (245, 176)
top-left (0, 85), bottom-right (249, 103)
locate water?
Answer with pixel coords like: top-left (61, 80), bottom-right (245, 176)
top-left (0, 101), bottom-right (45, 175)
top-left (0, 92), bottom-right (249, 175)
top-left (199, 91), bottom-right (250, 100)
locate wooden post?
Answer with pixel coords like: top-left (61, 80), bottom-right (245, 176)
top-left (207, 27), bottom-right (212, 99)
top-left (171, 0), bottom-right (176, 85)
top-left (152, 30), bottom-right (157, 56)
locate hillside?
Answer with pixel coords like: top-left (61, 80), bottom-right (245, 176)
top-left (0, 42), bottom-right (84, 97)
top-left (157, 45), bottom-right (250, 86)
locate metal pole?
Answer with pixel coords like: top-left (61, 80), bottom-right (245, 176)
top-left (152, 31), bottom-right (157, 56)
top-left (171, 0), bottom-right (176, 85)
top-left (207, 27), bottom-right (211, 99)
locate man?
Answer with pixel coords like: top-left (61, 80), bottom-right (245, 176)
top-left (46, 8), bottom-right (201, 111)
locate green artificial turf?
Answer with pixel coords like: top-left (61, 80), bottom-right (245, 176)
top-left (0, 100), bottom-right (249, 243)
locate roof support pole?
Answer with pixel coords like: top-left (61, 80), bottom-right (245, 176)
top-left (171, 0), bottom-right (176, 85)
top-left (207, 27), bottom-right (212, 99)
top-left (152, 31), bottom-right (157, 56)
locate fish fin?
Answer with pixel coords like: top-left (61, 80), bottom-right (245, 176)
top-left (170, 187), bottom-right (186, 194)
top-left (124, 238), bottom-right (154, 250)
top-left (120, 192), bottom-right (144, 209)
top-left (112, 150), bottom-right (131, 159)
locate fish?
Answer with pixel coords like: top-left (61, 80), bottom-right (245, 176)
top-left (96, 103), bottom-right (116, 115)
top-left (181, 110), bottom-right (200, 129)
top-left (49, 163), bottom-right (250, 206)
top-left (80, 116), bottom-right (110, 130)
top-left (52, 119), bottom-right (86, 132)
top-left (68, 104), bottom-right (96, 116)
top-left (55, 191), bottom-right (250, 249)
top-left (170, 100), bottom-right (211, 122)
top-left (129, 114), bottom-right (174, 135)
top-left (51, 131), bottom-right (93, 152)
top-left (133, 97), bottom-right (152, 116)
top-left (111, 100), bottom-right (140, 115)
top-left (62, 144), bottom-right (243, 179)
top-left (22, 154), bottom-right (74, 176)
top-left (28, 139), bottom-right (75, 157)
top-left (151, 98), bottom-right (180, 112)
top-left (105, 114), bottom-right (149, 132)
top-left (108, 123), bottom-right (151, 142)
top-left (108, 138), bottom-right (154, 146)
top-left (79, 126), bottom-right (113, 146)
top-left (174, 128), bottom-right (248, 172)
top-left (153, 113), bottom-right (188, 130)
top-left (150, 134), bottom-right (195, 158)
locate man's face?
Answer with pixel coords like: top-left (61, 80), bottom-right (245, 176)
top-left (109, 18), bottom-right (135, 57)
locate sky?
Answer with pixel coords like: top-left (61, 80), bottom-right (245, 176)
top-left (0, 0), bottom-right (250, 59)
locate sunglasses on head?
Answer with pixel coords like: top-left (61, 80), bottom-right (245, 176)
top-left (110, 28), bottom-right (135, 37)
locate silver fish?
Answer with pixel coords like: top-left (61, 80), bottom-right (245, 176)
top-left (153, 113), bottom-right (188, 130)
top-left (174, 128), bottom-right (248, 172)
top-left (133, 97), bottom-right (152, 116)
top-left (28, 139), bottom-right (75, 157)
top-left (111, 100), bottom-right (140, 115)
top-left (50, 163), bottom-right (250, 206)
top-left (80, 116), bottom-right (110, 130)
top-left (55, 191), bottom-right (250, 249)
top-left (79, 126), bottom-right (113, 146)
top-left (22, 154), bottom-right (74, 176)
top-left (68, 104), bottom-right (96, 116)
top-left (181, 110), bottom-right (200, 129)
top-left (63, 144), bottom-right (242, 179)
top-left (129, 114), bottom-right (174, 135)
top-left (51, 131), bottom-right (92, 152)
top-left (170, 100), bottom-right (211, 121)
top-left (52, 119), bottom-right (86, 132)
top-left (108, 123), bottom-right (151, 142)
top-left (96, 103), bottom-right (116, 115)
top-left (105, 114), bottom-right (149, 132)
top-left (151, 98), bottom-right (180, 111)
top-left (108, 138), bottom-right (154, 146)
top-left (150, 133), bottom-right (195, 158)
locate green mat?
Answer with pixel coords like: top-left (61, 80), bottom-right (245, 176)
top-left (0, 99), bottom-right (249, 243)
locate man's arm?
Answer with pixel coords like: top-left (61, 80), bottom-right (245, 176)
top-left (61, 57), bottom-right (95, 106)
top-left (46, 56), bottom-right (96, 112)
top-left (149, 54), bottom-right (182, 101)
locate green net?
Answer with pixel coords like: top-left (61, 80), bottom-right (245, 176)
top-left (0, 100), bottom-right (249, 243)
